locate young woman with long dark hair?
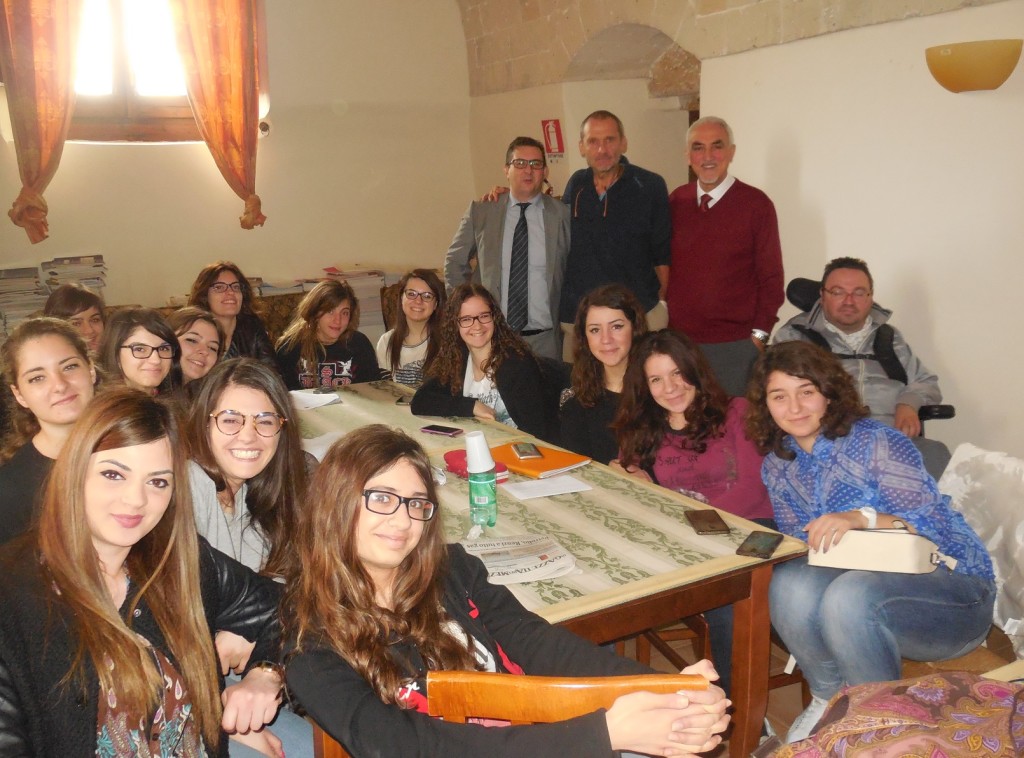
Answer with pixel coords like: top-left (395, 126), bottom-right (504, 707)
top-left (186, 358), bottom-right (306, 578)
top-left (559, 284), bottom-right (648, 464)
top-left (613, 330), bottom-right (772, 522)
top-left (376, 269), bottom-right (446, 386)
top-left (188, 261), bottom-right (277, 370)
top-left (281, 424), bottom-right (729, 757)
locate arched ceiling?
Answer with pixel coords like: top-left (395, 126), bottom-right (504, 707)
top-left (454, 0), bottom-right (1011, 97)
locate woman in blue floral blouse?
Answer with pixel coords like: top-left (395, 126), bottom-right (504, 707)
top-left (745, 341), bottom-right (995, 744)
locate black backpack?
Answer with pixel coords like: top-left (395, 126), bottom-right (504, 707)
top-left (793, 323), bottom-right (908, 385)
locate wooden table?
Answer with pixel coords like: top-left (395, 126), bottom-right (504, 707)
top-left (296, 381), bottom-right (806, 756)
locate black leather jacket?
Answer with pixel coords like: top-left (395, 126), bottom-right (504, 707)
top-left (225, 312), bottom-right (279, 372)
top-left (0, 536), bottom-right (282, 757)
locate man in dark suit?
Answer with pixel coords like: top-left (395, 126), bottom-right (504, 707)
top-left (444, 136), bottom-right (571, 360)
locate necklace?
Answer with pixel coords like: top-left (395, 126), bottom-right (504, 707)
top-left (215, 487), bottom-right (244, 562)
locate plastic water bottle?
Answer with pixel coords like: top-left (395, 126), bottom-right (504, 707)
top-left (465, 431), bottom-right (497, 528)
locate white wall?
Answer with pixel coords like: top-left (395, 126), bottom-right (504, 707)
top-left (0, 1), bottom-right (473, 305)
top-left (469, 78), bottom-right (691, 195)
top-left (700, 0), bottom-right (1024, 457)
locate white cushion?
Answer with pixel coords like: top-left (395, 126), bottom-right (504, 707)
top-left (939, 443), bottom-right (1024, 658)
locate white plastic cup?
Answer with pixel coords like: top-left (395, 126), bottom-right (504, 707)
top-left (465, 430), bottom-right (495, 473)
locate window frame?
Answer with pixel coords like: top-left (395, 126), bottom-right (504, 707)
top-left (68, 0), bottom-right (267, 143)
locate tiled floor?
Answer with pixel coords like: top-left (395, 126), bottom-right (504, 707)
top-left (636, 625), bottom-right (1016, 757)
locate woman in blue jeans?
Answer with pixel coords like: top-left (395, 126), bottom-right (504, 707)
top-left (746, 341), bottom-right (995, 744)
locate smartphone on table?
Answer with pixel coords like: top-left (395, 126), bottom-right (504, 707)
top-left (684, 509), bottom-right (731, 535)
top-left (735, 530), bottom-right (784, 559)
top-left (419, 424), bottom-right (464, 437)
top-left (511, 442), bottom-right (543, 460)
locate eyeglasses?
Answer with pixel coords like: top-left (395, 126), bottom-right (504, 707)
top-left (822, 287), bottom-right (872, 301)
top-left (362, 489), bottom-right (436, 521)
top-left (457, 312), bottom-right (494, 328)
top-left (209, 409), bottom-right (287, 437)
top-left (508, 158), bottom-right (545, 170)
top-left (403, 289), bottom-right (436, 303)
top-left (209, 282), bottom-right (243, 294)
top-left (121, 343), bottom-right (174, 359)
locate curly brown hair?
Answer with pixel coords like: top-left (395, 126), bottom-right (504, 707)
top-left (614, 330), bottom-right (730, 469)
top-left (426, 283), bottom-right (531, 395)
top-left (282, 425), bottom-right (476, 703)
top-left (570, 284), bottom-right (648, 408)
top-left (745, 341), bottom-right (868, 460)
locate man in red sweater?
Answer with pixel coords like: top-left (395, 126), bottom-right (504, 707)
top-left (666, 117), bottom-right (785, 396)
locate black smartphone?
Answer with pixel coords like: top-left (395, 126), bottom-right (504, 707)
top-left (395, 396), bottom-right (411, 406)
top-left (419, 424), bottom-right (464, 437)
top-left (684, 509), bottom-right (731, 535)
top-left (736, 530), bottom-right (784, 559)
top-left (512, 442), bottom-right (543, 460)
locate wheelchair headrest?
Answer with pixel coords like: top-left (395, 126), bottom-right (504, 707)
top-left (786, 277), bottom-right (821, 313)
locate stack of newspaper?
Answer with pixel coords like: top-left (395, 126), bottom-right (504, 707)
top-left (0, 266), bottom-right (49, 341)
top-left (460, 534), bottom-right (577, 585)
top-left (40, 255), bottom-right (107, 294)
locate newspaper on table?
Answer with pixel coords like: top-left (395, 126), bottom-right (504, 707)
top-left (461, 534), bottom-right (576, 585)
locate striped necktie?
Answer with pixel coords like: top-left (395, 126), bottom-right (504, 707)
top-left (507, 202), bottom-right (530, 331)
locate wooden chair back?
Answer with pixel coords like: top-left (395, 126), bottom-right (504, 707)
top-left (426, 671), bottom-right (707, 725)
top-left (310, 671), bottom-right (707, 755)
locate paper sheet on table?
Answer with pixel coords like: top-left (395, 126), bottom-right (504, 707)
top-left (302, 432), bottom-right (345, 461)
top-left (290, 390), bottom-right (341, 411)
top-left (501, 474), bottom-right (592, 500)
top-left (461, 534), bottom-right (576, 585)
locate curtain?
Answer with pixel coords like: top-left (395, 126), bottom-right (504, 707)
top-left (0, 0), bottom-right (80, 244)
top-left (170, 0), bottom-right (265, 229)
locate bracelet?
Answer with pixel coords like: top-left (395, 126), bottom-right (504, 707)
top-left (751, 328), bottom-right (769, 344)
top-left (252, 660), bottom-right (285, 689)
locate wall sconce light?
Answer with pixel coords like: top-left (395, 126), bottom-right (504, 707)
top-left (926, 39), bottom-right (1022, 93)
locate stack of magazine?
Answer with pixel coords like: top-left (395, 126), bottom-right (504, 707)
top-left (0, 265), bottom-right (48, 341)
top-left (40, 255), bottom-right (107, 294)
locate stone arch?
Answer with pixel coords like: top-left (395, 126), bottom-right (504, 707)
top-left (563, 23), bottom-right (701, 108)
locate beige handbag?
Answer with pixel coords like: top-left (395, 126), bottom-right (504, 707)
top-left (807, 527), bottom-right (959, 574)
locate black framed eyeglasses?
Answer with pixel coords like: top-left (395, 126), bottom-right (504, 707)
top-left (209, 409), bottom-right (287, 437)
top-left (403, 289), bottom-right (436, 303)
top-left (507, 158), bottom-right (545, 170)
top-left (121, 343), bottom-right (174, 359)
top-left (209, 282), bottom-right (243, 294)
top-left (457, 312), bottom-right (494, 328)
top-left (362, 489), bottom-right (436, 521)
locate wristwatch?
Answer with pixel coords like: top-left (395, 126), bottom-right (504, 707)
top-left (751, 328), bottom-right (769, 344)
top-left (859, 506), bottom-right (878, 529)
